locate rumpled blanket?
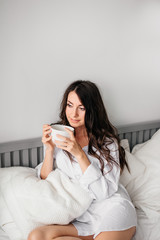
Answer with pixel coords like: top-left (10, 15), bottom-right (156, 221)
top-left (0, 167), bottom-right (92, 240)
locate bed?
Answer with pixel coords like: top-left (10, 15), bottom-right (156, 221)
top-left (0, 120), bottom-right (160, 240)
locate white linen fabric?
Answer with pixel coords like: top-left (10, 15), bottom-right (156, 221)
top-left (120, 129), bottom-right (160, 240)
top-left (132, 209), bottom-right (160, 240)
top-left (120, 129), bottom-right (160, 217)
top-left (0, 226), bottom-right (10, 240)
top-left (37, 142), bottom-right (137, 238)
top-left (0, 167), bottom-right (92, 240)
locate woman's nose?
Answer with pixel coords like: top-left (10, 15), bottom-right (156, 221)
top-left (72, 108), bottom-right (78, 117)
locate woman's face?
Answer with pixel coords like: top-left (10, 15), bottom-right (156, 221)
top-left (65, 91), bottom-right (86, 129)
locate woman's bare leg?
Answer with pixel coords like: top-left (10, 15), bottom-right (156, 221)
top-left (95, 226), bottom-right (136, 240)
top-left (27, 224), bottom-right (77, 240)
top-left (54, 237), bottom-right (82, 240)
top-left (28, 223), bottom-right (135, 240)
top-left (27, 224), bottom-right (93, 240)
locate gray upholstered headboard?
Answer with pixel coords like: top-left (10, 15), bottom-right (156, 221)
top-left (118, 121), bottom-right (160, 150)
top-left (0, 138), bottom-right (43, 168)
top-left (0, 121), bottom-right (160, 168)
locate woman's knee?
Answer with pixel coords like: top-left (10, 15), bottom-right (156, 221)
top-left (27, 224), bottom-right (79, 240)
top-left (27, 227), bottom-right (46, 240)
top-left (27, 225), bottom-right (66, 240)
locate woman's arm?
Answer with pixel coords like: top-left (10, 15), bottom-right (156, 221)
top-left (40, 124), bottom-right (56, 179)
top-left (40, 148), bottom-right (55, 179)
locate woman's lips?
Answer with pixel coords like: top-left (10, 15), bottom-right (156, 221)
top-left (70, 118), bottom-right (80, 123)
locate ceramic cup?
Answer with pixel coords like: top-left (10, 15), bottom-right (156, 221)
top-left (51, 124), bottom-right (74, 141)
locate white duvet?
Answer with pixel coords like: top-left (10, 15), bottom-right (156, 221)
top-left (0, 167), bottom-right (92, 240)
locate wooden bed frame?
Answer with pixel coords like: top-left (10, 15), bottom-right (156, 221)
top-left (0, 120), bottom-right (160, 168)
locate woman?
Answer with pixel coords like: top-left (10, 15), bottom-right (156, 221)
top-left (28, 80), bottom-right (137, 240)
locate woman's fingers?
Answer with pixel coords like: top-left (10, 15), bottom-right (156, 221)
top-left (55, 134), bottom-right (68, 141)
top-left (54, 139), bottom-right (68, 146)
top-left (42, 135), bottom-right (52, 143)
top-left (41, 124), bottom-right (55, 150)
top-left (64, 128), bottom-right (75, 140)
top-left (43, 124), bottom-right (51, 131)
top-left (44, 129), bottom-right (52, 135)
top-left (42, 124), bottom-right (52, 143)
top-left (43, 124), bottom-right (51, 130)
top-left (43, 124), bottom-right (52, 137)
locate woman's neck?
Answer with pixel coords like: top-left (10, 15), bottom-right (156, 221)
top-left (75, 126), bottom-right (87, 138)
top-left (75, 126), bottom-right (89, 147)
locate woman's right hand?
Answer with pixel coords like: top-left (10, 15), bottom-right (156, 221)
top-left (42, 124), bottom-right (55, 151)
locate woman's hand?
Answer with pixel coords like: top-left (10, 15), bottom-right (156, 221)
top-left (54, 128), bottom-right (83, 158)
top-left (42, 124), bottom-right (55, 151)
top-left (55, 128), bottom-right (91, 173)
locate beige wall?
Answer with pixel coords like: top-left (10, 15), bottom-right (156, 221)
top-left (0, 0), bottom-right (160, 142)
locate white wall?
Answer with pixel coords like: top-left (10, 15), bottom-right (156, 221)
top-left (0, 0), bottom-right (160, 143)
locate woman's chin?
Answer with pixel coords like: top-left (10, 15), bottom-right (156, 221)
top-left (69, 121), bottom-right (83, 128)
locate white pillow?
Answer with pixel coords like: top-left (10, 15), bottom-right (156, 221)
top-left (132, 142), bottom-right (145, 154)
top-left (120, 139), bottom-right (130, 152)
top-left (120, 129), bottom-right (160, 218)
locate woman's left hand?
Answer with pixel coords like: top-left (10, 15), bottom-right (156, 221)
top-left (54, 128), bottom-right (83, 159)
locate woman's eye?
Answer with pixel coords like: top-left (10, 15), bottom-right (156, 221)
top-left (79, 107), bottom-right (85, 111)
top-left (67, 103), bottom-right (72, 107)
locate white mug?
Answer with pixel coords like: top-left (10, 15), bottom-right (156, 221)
top-left (51, 124), bottom-right (74, 141)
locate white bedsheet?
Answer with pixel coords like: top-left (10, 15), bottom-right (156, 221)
top-left (120, 131), bottom-right (160, 240)
top-left (0, 226), bottom-right (10, 240)
top-left (133, 209), bottom-right (160, 240)
top-left (0, 167), bottom-right (92, 240)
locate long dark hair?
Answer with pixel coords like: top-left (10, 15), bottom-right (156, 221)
top-left (53, 80), bottom-right (128, 173)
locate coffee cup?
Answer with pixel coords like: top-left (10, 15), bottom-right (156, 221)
top-left (51, 124), bottom-right (74, 141)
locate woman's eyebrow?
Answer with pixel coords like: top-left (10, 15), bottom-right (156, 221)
top-left (67, 100), bottom-right (73, 104)
top-left (67, 100), bottom-right (83, 106)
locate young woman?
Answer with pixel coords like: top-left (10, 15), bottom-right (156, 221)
top-left (28, 80), bottom-right (137, 240)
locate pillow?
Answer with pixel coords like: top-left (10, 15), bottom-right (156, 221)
top-left (132, 142), bottom-right (145, 154)
top-left (120, 139), bottom-right (130, 152)
top-left (120, 129), bottom-right (160, 219)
